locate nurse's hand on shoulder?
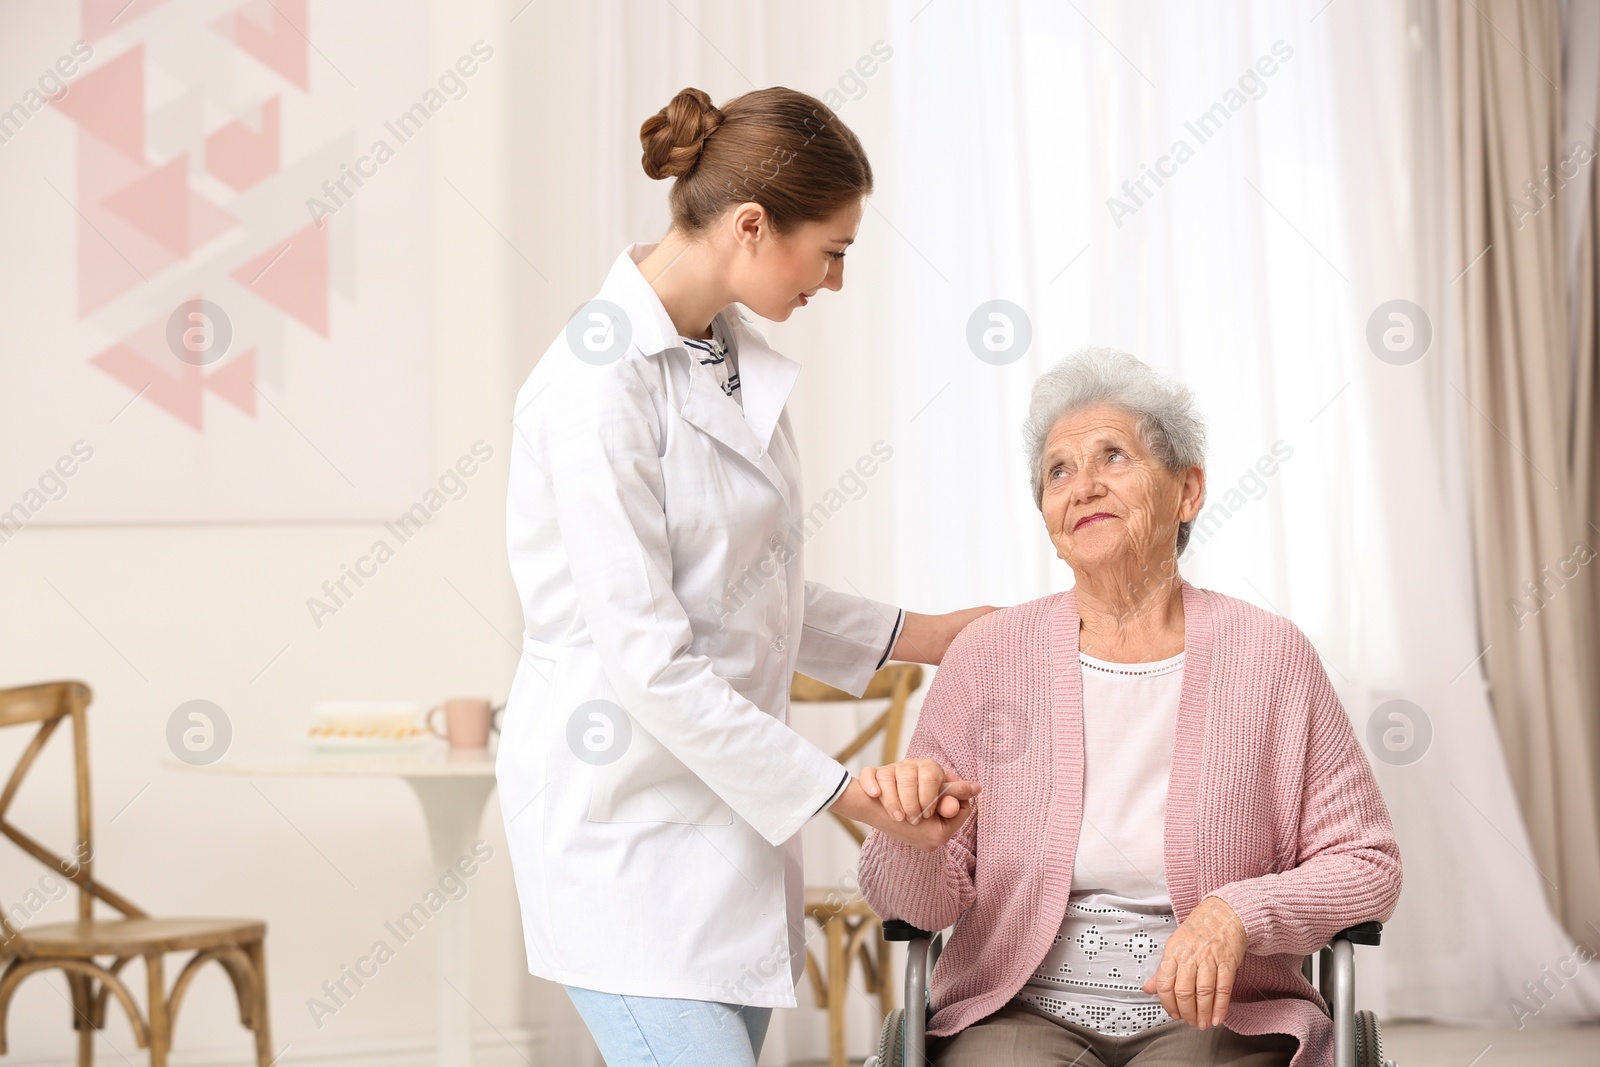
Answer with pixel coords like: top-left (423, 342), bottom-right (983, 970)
top-left (891, 607), bottom-right (1002, 665)
top-left (833, 758), bottom-right (980, 852)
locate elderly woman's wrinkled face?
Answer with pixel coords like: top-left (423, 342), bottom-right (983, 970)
top-left (1040, 404), bottom-right (1202, 576)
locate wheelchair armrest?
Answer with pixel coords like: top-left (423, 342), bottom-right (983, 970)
top-left (881, 919), bottom-right (934, 942)
top-left (881, 919), bottom-right (938, 1064)
top-left (1319, 922), bottom-right (1381, 1066)
top-left (1330, 921), bottom-right (1383, 946)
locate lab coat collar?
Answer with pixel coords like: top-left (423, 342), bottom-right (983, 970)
top-left (605, 243), bottom-right (801, 452)
top-left (709, 305), bottom-right (801, 453)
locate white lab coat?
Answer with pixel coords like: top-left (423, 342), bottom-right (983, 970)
top-left (497, 243), bottom-right (902, 1008)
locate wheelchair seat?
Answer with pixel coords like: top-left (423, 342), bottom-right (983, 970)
top-left (864, 919), bottom-right (1394, 1067)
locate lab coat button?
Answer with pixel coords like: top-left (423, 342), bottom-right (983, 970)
top-left (769, 534), bottom-right (782, 551)
top-left (771, 635), bottom-right (787, 652)
top-left (755, 446), bottom-right (766, 460)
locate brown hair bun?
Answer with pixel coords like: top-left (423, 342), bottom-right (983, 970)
top-left (640, 87), bottom-right (725, 180)
top-left (637, 85), bottom-right (873, 235)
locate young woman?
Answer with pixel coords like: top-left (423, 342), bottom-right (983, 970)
top-left (498, 86), bottom-right (991, 1066)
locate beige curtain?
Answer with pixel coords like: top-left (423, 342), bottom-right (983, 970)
top-left (1438, 0), bottom-right (1600, 944)
top-left (1575, 9), bottom-right (1600, 735)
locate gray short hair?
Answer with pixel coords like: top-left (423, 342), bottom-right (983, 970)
top-left (1023, 347), bottom-right (1207, 554)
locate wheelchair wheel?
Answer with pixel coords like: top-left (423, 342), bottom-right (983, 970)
top-left (1354, 1009), bottom-right (1386, 1067)
top-left (868, 1006), bottom-right (905, 1067)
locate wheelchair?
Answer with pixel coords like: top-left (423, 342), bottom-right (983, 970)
top-left (865, 918), bottom-right (1394, 1067)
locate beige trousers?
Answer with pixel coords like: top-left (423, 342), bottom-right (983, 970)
top-left (929, 1002), bottom-right (1299, 1067)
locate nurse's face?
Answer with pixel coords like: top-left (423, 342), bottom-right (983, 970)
top-left (723, 198), bottom-right (862, 322)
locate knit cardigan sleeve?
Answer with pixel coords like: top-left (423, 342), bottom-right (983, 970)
top-left (857, 631), bottom-right (981, 933)
top-left (1204, 624), bottom-right (1403, 956)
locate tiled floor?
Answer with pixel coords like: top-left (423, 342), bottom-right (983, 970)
top-left (1381, 1021), bottom-right (1600, 1066)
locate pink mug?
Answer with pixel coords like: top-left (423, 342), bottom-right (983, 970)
top-left (426, 698), bottom-right (503, 748)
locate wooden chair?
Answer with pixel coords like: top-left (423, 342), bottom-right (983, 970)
top-left (0, 681), bottom-right (273, 1067)
top-left (791, 662), bottom-right (924, 1067)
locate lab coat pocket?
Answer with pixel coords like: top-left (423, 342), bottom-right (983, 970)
top-left (586, 725), bottom-right (734, 826)
top-left (499, 637), bottom-right (562, 821)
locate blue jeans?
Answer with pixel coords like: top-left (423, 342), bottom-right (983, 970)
top-left (564, 986), bottom-right (774, 1067)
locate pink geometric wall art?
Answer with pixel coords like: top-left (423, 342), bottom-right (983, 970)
top-left (207, 97), bottom-right (281, 191)
top-left (212, 0), bottom-right (311, 91)
top-left (89, 302), bottom-right (258, 432)
top-left (103, 155), bottom-right (239, 260)
top-left (51, 42), bottom-right (145, 162)
top-left (0, 1), bottom-right (433, 523)
top-left (231, 223), bottom-right (329, 338)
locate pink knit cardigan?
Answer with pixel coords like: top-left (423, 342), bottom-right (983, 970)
top-left (858, 582), bottom-right (1402, 1067)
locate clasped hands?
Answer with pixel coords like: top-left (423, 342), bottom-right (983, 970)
top-left (829, 757), bottom-right (979, 853)
top-left (832, 757), bottom-right (1251, 1031)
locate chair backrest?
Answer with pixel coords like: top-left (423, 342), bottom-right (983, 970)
top-left (0, 681), bottom-right (143, 958)
top-left (790, 662), bottom-right (925, 847)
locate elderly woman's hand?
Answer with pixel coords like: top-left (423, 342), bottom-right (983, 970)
top-left (1142, 895), bottom-right (1248, 1029)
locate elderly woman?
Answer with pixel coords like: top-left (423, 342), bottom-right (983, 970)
top-left (856, 348), bottom-right (1401, 1066)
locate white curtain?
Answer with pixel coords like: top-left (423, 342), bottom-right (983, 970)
top-left (551, 2), bottom-right (1600, 1061)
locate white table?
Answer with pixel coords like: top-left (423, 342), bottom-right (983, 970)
top-left (168, 742), bottom-right (499, 1067)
